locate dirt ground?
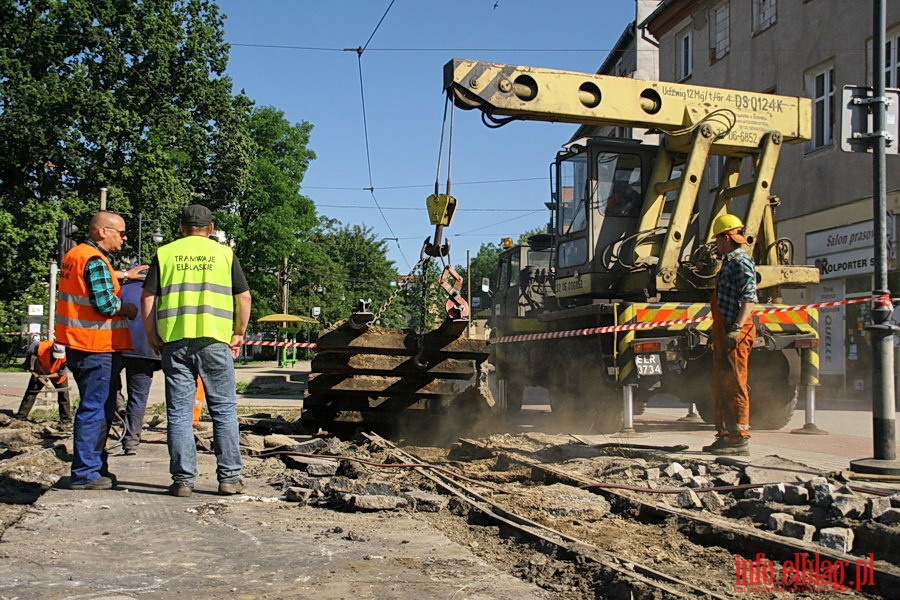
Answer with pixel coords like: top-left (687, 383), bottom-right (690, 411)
top-left (0, 414), bottom-right (891, 598)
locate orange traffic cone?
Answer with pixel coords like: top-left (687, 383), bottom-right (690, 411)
top-left (192, 378), bottom-right (205, 425)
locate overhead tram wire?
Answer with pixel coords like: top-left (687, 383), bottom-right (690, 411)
top-left (343, 0), bottom-right (410, 269)
top-left (304, 176), bottom-right (545, 191)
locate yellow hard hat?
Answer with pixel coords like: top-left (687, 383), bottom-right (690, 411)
top-left (712, 214), bottom-right (744, 237)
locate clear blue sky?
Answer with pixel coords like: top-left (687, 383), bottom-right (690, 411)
top-left (216, 0), bottom-right (638, 273)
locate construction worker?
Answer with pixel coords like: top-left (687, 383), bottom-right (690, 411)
top-left (703, 214), bottom-right (757, 456)
top-left (16, 339), bottom-right (73, 425)
top-left (141, 204), bottom-right (251, 497)
top-left (56, 211), bottom-right (141, 490)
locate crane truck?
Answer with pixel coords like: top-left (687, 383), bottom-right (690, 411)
top-left (444, 59), bottom-right (821, 434)
top-left (301, 59), bottom-right (822, 437)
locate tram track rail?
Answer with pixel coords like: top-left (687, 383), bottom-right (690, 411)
top-left (445, 436), bottom-right (900, 598)
top-left (368, 433), bottom-right (729, 599)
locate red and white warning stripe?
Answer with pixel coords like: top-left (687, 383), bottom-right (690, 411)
top-left (490, 295), bottom-right (887, 345)
top-left (242, 340), bottom-right (318, 349)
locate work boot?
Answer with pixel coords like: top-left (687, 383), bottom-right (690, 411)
top-left (123, 446), bottom-right (138, 456)
top-left (218, 480), bottom-right (244, 495)
top-left (168, 483), bottom-right (193, 497)
top-left (701, 438), bottom-right (728, 452)
top-left (101, 470), bottom-right (118, 486)
top-left (70, 476), bottom-right (114, 491)
top-left (709, 439), bottom-right (749, 456)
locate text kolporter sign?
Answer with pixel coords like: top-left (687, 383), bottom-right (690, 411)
top-left (806, 216), bottom-right (895, 280)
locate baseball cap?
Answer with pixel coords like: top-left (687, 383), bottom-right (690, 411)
top-left (180, 204), bottom-right (212, 227)
top-left (51, 343), bottom-right (66, 360)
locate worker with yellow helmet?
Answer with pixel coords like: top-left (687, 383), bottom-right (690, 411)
top-left (703, 214), bottom-right (757, 456)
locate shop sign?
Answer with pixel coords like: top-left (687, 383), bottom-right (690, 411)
top-left (806, 217), bottom-right (895, 280)
top-left (812, 281), bottom-right (845, 376)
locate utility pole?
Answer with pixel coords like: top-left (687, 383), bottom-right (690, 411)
top-left (99, 187), bottom-right (107, 210)
top-left (850, 0), bottom-right (900, 475)
top-left (281, 257), bottom-right (289, 314)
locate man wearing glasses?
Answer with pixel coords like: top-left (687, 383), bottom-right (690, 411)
top-left (56, 211), bottom-right (144, 490)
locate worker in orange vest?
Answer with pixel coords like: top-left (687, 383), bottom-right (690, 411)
top-left (16, 339), bottom-right (73, 424)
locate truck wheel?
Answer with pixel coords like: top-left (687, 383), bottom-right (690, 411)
top-left (748, 349), bottom-right (799, 430)
top-left (690, 349), bottom-right (799, 430)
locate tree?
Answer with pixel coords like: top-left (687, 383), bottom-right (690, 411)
top-left (0, 0), bottom-right (248, 343)
top-left (219, 105), bottom-right (318, 320)
top-left (455, 241), bottom-right (502, 311)
top-left (310, 220), bottom-right (405, 328)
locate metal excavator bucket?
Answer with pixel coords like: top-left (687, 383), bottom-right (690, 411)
top-left (301, 290), bottom-right (494, 438)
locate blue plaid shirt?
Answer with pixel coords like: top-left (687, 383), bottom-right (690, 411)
top-left (84, 240), bottom-right (122, 317)
top-left (716, 248), bottom-right (757, 327)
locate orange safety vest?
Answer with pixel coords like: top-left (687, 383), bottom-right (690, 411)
top-left (28, 340), bottom-right (68, 383)
top-left (55, 243), bottom-right (132, 352)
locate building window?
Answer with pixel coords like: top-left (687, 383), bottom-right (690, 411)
top-left (807, 65), bottom-right (835, 150)
top-left (709, 2), bottom-right (730, 61)
top-left (677, 27), bottom-right (693, 80)
top-left (753, 0), bottom-right (777, 33)
top-left (886, 30), bottom-right (900, 87)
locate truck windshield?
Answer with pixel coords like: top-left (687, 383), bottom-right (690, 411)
top-left (597, 152), bottom-right (642, 218)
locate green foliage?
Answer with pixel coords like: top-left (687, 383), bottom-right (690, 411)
top-left (455, 241), bottom-right (501, 308)
top-left (308, 221), bottom-right (405, 328)
top-left (225, 105), bottom-right (318, 320)
top-left (0, 0), bottom-right (246, 329)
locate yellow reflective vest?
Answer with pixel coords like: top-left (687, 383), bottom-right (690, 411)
top-left (156, 236), bottom-right (235, 344)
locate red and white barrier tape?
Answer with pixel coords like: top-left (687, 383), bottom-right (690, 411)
top-left (2, 295), bottom-right (896, 349)
top-left (241, 340), bottom-right (318, 349)
top-left (490, 295), bottom-right (889, 345)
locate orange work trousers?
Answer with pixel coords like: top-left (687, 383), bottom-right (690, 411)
top-left (710, 296), bottom-right (755, 442)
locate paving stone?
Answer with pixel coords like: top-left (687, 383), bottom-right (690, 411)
top-left (865, 497), bottom-right (892, 520)
top-left (282, 455), bottom-right (340, 476)
top-left (877, 508), bottom-right (900, 525)
top-left (403, 490), bottom-right (449, 513)
top-left (664, 462), bottom-right (685, 477)
top-left (322, 475), bottom-right (358, 495)
top-left (338, 458), bottom-right (371, 479)
top-left (675, 488), bottom-right (701, 509)
top-left (829, 494), bottom-right (866, 519)
top-left (818, 527), bottom-right (854, 553)
top-left (807, 477), bottom-right (833, 507)
top-left (691, 464), bottom-right (707, 477)
top-left (781, 519), bottom-right (816, 542)
top-left (644, 467), bottom-right (660, 481)
top-left (763, 483), bottom-right (785, 503)
top-left (284, 487), bottom-right (313, 503)
top-left (701, 492), bottom-right (725, 512)
top-left (768, 512), bottom-right (794, 532)
top-left (349, 494), bottom-right (407, 511)
top-left (783, 484), bottom-right (810, 506)
top-left (675, 470), bottom-right (693, 483)
top-left (537, 484), bottom-right (612, 519)
top-left (743, 487), bottom-right (764, 500)
top-left (714, 471), bottom-right (741, 487)
top-left (687, 476), bottom-right (709, 489)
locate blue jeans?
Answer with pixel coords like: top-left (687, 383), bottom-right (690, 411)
top-left (116, 356), bottom-right (160, 450)
top-left (67, 349), bottom-right (122, 485)
top-left (161, 338), bottom-right (242, 486)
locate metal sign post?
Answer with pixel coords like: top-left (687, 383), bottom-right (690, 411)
top-left (850, 0), bottom-right (900, 475)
